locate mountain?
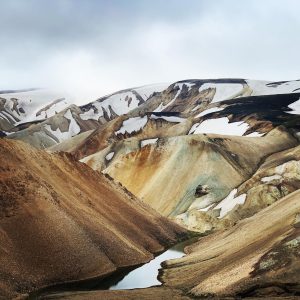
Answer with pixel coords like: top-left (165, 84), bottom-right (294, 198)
top-left (0, 138), bottom-right (186, 299)
top-left (0, 89), bottom-right (71, 134)
top-left (2, 83), bottom-right (169, 148)
top-left (60, 79), bottom-right (300, 231)
top-left (1, 78), bottom-right (300, 299)
top-left (79, 83), bottom-right (170, 122)
top-left (48, 79), bottom-right (300, 159)
top-left (4, 79), bottom-right (300, 150)
top-left (102, 127), bottom-right (297, 219)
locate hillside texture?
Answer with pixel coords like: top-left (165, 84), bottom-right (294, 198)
top-left (0, 139), bottom-right (186, 299)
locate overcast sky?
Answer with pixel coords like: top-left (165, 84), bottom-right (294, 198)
top-left (1, 0), bottom-right (300, 102)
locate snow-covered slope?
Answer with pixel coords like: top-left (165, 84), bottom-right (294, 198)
top-left (2, 83), bottom-right (171, 145)
top-left (57, 79), bottom-right (300, 161)
top-left (43, 109), bottom-right (81, 143)
top-left (198, 82), bottom-right (244, 103)
top-left (189, 117), bottom-right (249, 136)
top-left (247, 79), bottom-right (300, 95)
top-left (3, 79), bottom-right (300, 137)
top-left (0, 89), bottom-right (71, 133)
top-left (79, 83), bottom-right (170, 122)
top-left (8, 104), bottom-right (100, 148)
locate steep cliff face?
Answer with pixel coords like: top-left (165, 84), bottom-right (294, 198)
top-left (0, 139), bottom-right (186, 299)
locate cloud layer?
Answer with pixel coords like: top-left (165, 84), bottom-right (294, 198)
top-left (1, 0), bottom-right (299, 103)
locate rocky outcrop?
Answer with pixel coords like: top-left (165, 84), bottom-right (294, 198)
top-left (0, 139), bottom-right (186, 299)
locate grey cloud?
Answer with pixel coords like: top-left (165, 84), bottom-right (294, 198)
top-left (0, 0), bottom-right (299, 103)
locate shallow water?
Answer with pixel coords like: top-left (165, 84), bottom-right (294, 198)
top-left (110, 248), bottom-right (184, 289)
top-left (109, 238), bottom-right (197, 290)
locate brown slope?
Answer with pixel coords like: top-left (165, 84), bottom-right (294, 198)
top-left (0, 139), bottom-right (186, 299)
top-left (159, 189), bottom-right (300, 297)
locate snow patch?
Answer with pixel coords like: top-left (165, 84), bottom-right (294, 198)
top-left (188, 123), bottom-right (200, 134)
top-left (215, 189), bottom-right (247, 218)
top-left (64, 109), bottom-right (81, 135)
top-left (245, 131), bottom-right (265, 137)
top-left (191, 105), bottom-right (201, 112)
top-left (83, 84), bottom-right (170, 120)
top-left (199, 203), bottom-right (214, 212)
top-left (286, 98), bottom-right (300, 115)
top-left (115, 116), bottom-right (148, 135)
top-left (1, 89), bottom-right (71, 125)
top-left (141, 138), bottom-right (158, 147)
top-left (182, 82), bottom-right (196, 91)
top-left (274, 161), bottom-right (300, 175)
top-left (189, 117), bottom-right (249, 136)
top-left (247, 80), bottom-right (300, 96)
top-left (154, 82), bottom-right (194, 112)
top-left (44, 109), bottom-right (80, 142)
top-left (134, 83), bottom-right (169, 101)
top-left (199, 83), bottom-right (243, 103)
top-left (150, 115), bottom-right (185, 123)
top-left (275, 162), bottom-right (288, 175)
top-left (105, 152), bottom-right (114, 161)
top-left (0, 111), bottom-right (14, 122)
top-left (89, 91), bottom-right (141, 120)
top-left (44, 125), bottom-right (69, 142)
top-left (79, 108), bottom-right (101, 121)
